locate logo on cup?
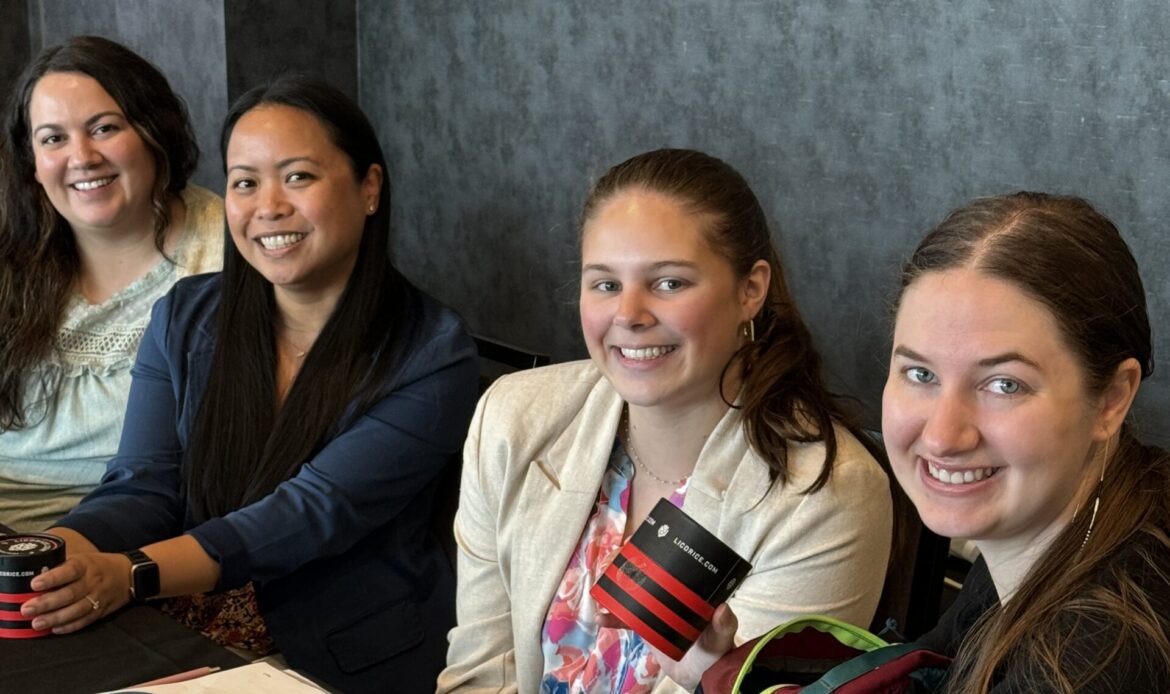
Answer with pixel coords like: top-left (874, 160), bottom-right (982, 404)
top-left (591, 499), bottom-right (751, 660)
top-left (0, 534), bottom-right (65, 639)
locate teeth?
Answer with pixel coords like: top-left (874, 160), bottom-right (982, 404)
top-left (619, 346), bottom-right (676, 360)
top-left (259, 234), bottom-right (306, 250)
top-left (927, 461), bottom-right (997, 485)
top-left (72, 177), bottom-right (114, 191)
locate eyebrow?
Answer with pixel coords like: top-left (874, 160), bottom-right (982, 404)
top-left (227, 156), bottom-right (320, 174)
top-left (893, 346), bottom-right (1041, 370)
top-left (581, 260), bottom-right (700, 273)
top-left (32, 110), bottom-right (124, 135)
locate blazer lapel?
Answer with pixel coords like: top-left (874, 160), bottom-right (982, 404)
top-left (509, 377), bottom-right (624, 690)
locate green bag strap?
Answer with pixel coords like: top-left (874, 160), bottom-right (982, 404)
top-left (730, 615), bottom-right (890, 693)
top-left (798, 642), bottom-right (922, 693)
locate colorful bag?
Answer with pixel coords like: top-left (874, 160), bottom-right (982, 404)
top-left (697, 615), bottom-right (950, 693)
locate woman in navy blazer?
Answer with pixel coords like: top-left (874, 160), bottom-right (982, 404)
top-left (20, 76), bottom-right (478, 693)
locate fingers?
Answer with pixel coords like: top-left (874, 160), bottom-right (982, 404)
top-left (593, 607), bottom-right (628, 630)
top-left (28, 559), bottom-right (83, 592)
top-left (20, 553), bottom-right (128, 634)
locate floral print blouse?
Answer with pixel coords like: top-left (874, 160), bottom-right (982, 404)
top-left (540, 440), bottom-right (690, 694)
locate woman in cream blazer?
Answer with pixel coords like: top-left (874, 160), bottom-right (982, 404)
top-left (440, 149), bottom-right (893, 693)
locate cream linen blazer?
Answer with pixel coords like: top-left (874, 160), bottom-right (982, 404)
top-left (438, 361), bottom-right (893, 693)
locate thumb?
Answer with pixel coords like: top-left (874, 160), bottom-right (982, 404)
top-left (700, 603), bottom-right (739, 653)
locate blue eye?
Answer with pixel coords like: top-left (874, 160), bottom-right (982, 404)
top-left (987, 378), bottom-right (1024, 395)
top-left (905, 366), bottom-right (936, 385)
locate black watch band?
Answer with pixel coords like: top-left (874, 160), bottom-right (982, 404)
top-left (122, 548), bottom-right (160, 602)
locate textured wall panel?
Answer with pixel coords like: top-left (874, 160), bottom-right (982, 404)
top-left (0, 0), bottom-right (32, 98)
top-left (359, 1), bottom-right (1170, 442)
top-left (30, 0), bottom-right (227, 190)
top-left (224, 0), bottom-right (356, 103)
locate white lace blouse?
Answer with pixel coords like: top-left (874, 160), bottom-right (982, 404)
top-left (0, 185), bottom-right (224, 533)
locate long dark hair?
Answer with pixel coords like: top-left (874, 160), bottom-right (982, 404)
top-left (0, 35), bottom-right (197, 430)
top-left (897, 192), bottom-right (1170, 693)
top-left (184, 75), bottom-right (422, 522)
top-left (581, 148), bottom-right (863, 492)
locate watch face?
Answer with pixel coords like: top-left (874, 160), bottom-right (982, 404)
top-left (131, 562), bottom-right (160, 600)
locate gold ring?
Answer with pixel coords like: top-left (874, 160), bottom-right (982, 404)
top-left (85, 595), bottom-right (100, 611)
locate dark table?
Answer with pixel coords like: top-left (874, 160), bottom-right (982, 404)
top-left (0, 522), bottom-right (247, 693)
top-left (1, 605), bottom-right (248, 693)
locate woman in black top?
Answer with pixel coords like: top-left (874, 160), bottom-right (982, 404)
top-left (882, 192), bottom-right (1170, 692)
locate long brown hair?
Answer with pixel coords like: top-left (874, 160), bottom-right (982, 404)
top-left (0, 35), bottom-right (197, 430)
top-left (581, 148), bottom-right (862, 491)
top-left (898, 192), bottom-right (1170, 692)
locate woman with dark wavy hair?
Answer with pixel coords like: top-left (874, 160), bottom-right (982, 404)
top-left (440, 148), bottom-right (892, 693)
top-left (0, 35), bottom-right (222, 532)
top-left (20, 76), bottom-right (478, 693)
top-left (884, 192), bottom-right (1170, 692)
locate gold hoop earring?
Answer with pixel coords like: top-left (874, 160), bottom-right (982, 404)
top-left (742, 319), bottom-right (756, 343)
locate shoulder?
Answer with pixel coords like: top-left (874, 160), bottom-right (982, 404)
top-left (786, 424), bottom-right (889, 492)
top-left (178, 185), bottom-right (224, 274)
top-left (152, 273), bottom-right (221, 342)
top-left (180, 184), bottom-right (224, 220)
top-left (393, 292), bottom-right (477, 386)
top-left (477, 360), bottom-right (607, 417)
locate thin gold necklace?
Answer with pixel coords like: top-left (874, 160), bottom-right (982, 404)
top-left (622, 409), bottom-right (686, 487)
top-left (278, 333), bottom-right (308, 359)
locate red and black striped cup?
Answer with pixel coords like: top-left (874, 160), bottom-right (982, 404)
top-left (0, 533), bottom-right (65, 638)
top-left (590, 499), bottom-right (752, 660)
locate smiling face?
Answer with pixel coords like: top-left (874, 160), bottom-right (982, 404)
top-left (881, 268), bottom-right (1112, 550)
top-left (225, 104), bottom-right (381, 299)
top-left (579, 189), bottom-right (765, 415)
top-left (28, 71), bottom-right (157, 237)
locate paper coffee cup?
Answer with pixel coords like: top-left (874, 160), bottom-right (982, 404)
top-left (590, 499), bottom-right (752, 660)
top-left (0, 533), bottom-right (65, 639)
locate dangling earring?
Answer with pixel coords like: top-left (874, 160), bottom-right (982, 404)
top-left (742, 318), bottom-right (756, 343)
top-left (1079, 438), bottom-right (1110, 551)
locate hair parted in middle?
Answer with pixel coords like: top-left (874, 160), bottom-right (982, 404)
top-left (184, 74), bottom-right (423, 522)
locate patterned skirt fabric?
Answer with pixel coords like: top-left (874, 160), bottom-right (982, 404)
top-left (159, 582), bottom-right (275, 655)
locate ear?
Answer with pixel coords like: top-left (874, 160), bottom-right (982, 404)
top-left (361, 163), bottom-right (383, 214)
top-left (1092, 357), bottom-right (1142, 442)
top-left (739, 259), bottom-right (771, 321)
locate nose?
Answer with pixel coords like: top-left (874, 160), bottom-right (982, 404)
top-left (67, 137), bottom-right (102, 169)
top-left (613, 287), bottom-right (655, 330)
top-left (919, 388), bottom-right (980, 458)
top-left (256, 185), bottom-right (292, 221)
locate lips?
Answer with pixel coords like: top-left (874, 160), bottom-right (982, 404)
top-left (926, 459), bottom-right (1000, 485)
top-left (70, 176), bottom-right (115, 191)
top-left (257, 233), bottom-right (307, 250)
top-left (618, 345), bottom-right (677, 360)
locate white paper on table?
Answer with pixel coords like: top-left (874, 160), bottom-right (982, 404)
top-left (100, 661), bottom-right (329, 693)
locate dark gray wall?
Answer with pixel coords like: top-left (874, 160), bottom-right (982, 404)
top-left (359, 1), bottom-right (1170, 444)
top-left (225, 0), bottom-right (357, 104)
top-left (0, 0), bottom-right (31, 98)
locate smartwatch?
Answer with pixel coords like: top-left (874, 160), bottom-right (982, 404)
top-left (122, 548), bottom-right (160, 601)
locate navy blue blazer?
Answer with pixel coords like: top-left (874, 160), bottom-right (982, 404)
top-left (58, 273), bottom-right (479, 693)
